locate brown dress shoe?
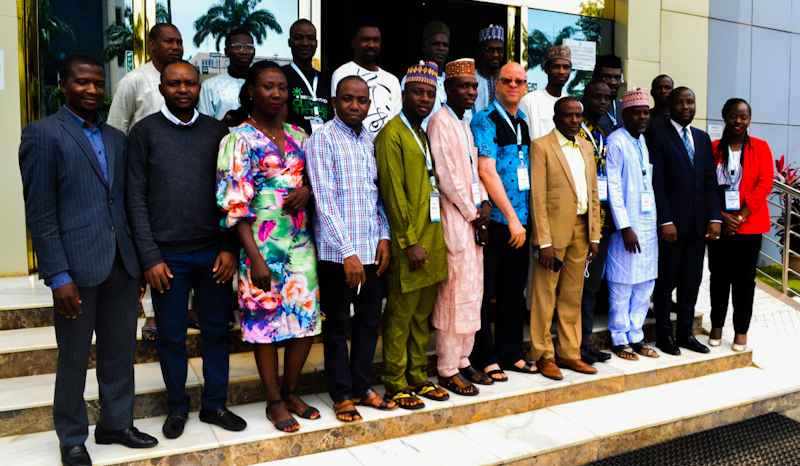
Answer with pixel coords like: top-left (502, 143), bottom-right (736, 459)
top-left (536, 358), bottom-right (564, 380)
top-left (556, 357), bottom-right (598, 375)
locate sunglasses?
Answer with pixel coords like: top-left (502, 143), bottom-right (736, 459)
top-left (498, 77), bottom-right (527, 87)
top-left (229, 43), bottom-right (256, 52)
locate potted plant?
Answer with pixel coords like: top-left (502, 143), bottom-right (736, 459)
top-left (774, 154), bottom-right (800, 272)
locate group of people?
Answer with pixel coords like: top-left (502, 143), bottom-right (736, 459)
top-left (18, 16), bottom-right (775, 466)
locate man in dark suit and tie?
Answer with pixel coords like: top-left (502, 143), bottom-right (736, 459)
top-left (19, 55), bottom-right (158, 466)
top-left (647, 86), bottom-right (722, 356)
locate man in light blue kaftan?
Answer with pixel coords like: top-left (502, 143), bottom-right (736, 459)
top-left (605, 89), bottom-right (659, 359)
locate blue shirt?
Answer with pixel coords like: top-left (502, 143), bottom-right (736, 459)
top-left (48, 106), bottom-right (109, 290)
top-left (470, 101), bottom-right (531, 225)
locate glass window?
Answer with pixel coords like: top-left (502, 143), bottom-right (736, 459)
top-left (163, 0), bottom-right (299, 78)
top-left (526, 7), bottom-right (613, 96)
top-left (37, 0), bottom-right (140, 117)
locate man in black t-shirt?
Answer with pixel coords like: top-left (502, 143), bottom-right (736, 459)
top-left (282, 19), bottom-right (331, 134)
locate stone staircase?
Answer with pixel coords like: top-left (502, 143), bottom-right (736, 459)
top-left (0, 273), bottom-right (797, 465)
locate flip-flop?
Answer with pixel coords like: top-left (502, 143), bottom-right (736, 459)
top-left (284, 393), bottom-right (320, 420)
top-left (413, 382), bottom-right (450, 401)
top-left (266, 400), bottom-right (299, 433)
top-left (386, 390), bottom-right (425, 410)
top-left (502, 360), bottom-right (538, 374)
top-left (484, 369), bottom-right (508, 382)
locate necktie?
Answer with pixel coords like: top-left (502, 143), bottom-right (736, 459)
top-left (682, 127), bottom-right (694, 163)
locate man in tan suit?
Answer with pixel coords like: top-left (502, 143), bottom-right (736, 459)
top-left (530, 96), bottom-right (602, 380)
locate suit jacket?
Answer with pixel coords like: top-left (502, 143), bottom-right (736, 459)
top-left (530, 130), bottom-right (602, 249)
top-left (19, 107), bottom-right (140, 287)
top-left (646, 117), bottom-right (722, 239)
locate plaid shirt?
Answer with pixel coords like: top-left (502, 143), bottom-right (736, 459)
top-left (305, 117), bottom-right (391, 264)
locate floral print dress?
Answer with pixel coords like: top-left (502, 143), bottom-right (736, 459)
top-left (217, 122), bottom-right (321, 344)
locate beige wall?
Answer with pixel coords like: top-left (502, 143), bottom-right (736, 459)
top-left (0, 4), bottom-right (29, 276)
top-left (614, 0), bottom-right (710, 130)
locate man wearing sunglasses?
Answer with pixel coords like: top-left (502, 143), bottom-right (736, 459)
top-left (198, 28), bottom-right (255, 120)
top-left (283, 19), bottom-right (332, 134)
top-left (521, 45), bottom-right (573, 141)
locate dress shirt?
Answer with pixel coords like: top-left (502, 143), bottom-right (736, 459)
top-left (49, 106), bottom-right (111, 289)
top-left (670, 118), bottom-right (695, 155)
top-left (107, 61), bottom-right (163, 134)
top-left (305, 116), bottom-right (391, 264)
top-left (160, 105), bottom-right (200, 126)
top-left (198, 71), bottom-right (245, 120)
top-left (556, 129), bottom-right (589, 215)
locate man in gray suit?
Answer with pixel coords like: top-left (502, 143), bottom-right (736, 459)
top-left (19, 55), bottom-right (158, 466)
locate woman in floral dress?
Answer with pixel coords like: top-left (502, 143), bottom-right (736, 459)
top-left (217, 61), bottom-right (321, 433)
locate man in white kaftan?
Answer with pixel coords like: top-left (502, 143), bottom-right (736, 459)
top-left (605, 89), bottom-right (659, 358)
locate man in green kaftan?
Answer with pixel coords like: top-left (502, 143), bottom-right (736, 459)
top-left (376, 61), bottom-right (449, 410)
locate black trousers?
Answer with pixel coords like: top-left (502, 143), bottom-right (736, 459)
top-left (708, 234), bottom-right (761, 334)
top-left (580, 235), bottom-right (610, 350)
top-left (319, 261), bottom-right (383, 403)
top-left (54, 256), bottom-right (139, 447)
top-left (653, 236), bottom-right (706, 341)
top-left (471, 221), bottom-right (529, 369)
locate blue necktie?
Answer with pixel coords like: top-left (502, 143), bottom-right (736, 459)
top-left (682, 127), bottom-right (694, 163)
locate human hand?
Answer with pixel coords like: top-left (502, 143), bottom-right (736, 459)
top-left (405, 244), bottom-right (428, 271)
top-left (375, 240), bottom-right (391, 277)
top-left (621, 227), bottom-right (641, 253)
top-left (283, 186), bottom-right (311, 214)
top-left (343, 255), bottom-right (366, 288)
top-left (660, 224), bottom-right (678, 242)
top-left (144, 262), bottom-right (173, 293)
top-left (212, 251), bottom-right (237, 283)
top-left (52, 283), bottom-right (81, 319)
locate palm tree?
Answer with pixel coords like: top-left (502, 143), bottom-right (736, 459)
top-left (103, 4), bottom-right (170, 64)
top-left (193, 0), bottom-right (282, 51)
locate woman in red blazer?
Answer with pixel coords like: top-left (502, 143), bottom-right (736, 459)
top-left (708, 98), bottom-right (774, 351)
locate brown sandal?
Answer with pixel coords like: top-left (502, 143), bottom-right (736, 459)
top-left (613, 346), bottom-right (639, 361)
top-left (386, 389), bottom-right (425, 410)
top-left (460, 366), bottom-right (494, 385)
top-left (333, 399), bottom-right (362, 423)
top-left (354, 389), bottom-right (398, 411)
top-left (632, 344), bottom-right (659, 358)
top-left (413, 381), bottom-right (450, 402)
top-left (438, 374), bottom-right (479, 397)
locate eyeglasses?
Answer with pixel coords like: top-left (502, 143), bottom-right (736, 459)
top-left (229, 43), bottom-right (256, 52)
top-left (498, 77), bottom-right (527, 87)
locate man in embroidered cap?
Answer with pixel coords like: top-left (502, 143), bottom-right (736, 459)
top-left (475, 24), bottom-right (505, 113)
top-left (521, 44), bottom-right (573, 140)
top-left (402, 21), bottom-right (451, 127)
top-left (427, 59), bottom-right (493, 396)
top-left (604, 88), bottom-right (660, 361)
top-left (376, 61), bottom-right (449, 409)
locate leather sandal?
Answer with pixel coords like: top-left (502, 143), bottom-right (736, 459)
top-left (460, 366), bottom-right (494, 385)
top-left (386, 389), bottom-right (425, 410)
top-left (631, 343), bottom-right (659, 358)
top-left (439, 373), bottom-right (479, 396)
top-left (333, 399), bottom-right (362, 423)
top-left (266, 400), bottom-right (299, 433)
top-left (353, 389), bottom-right (398, 411)
top-left (282, 392), bottom-right (320, 420)
top-left (413, 381), bottom-right (450, 401)
top-left (613, 345), bottom-right (639, 361)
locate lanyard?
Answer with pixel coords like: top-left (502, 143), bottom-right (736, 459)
top-left (493, 101), bottom-right (525, 164)
top-left (607, 100), bottom-right (618, 126)
top-left (634, 137), bottom-right (650, 190)
top-left (400, 112), bottom-right (437, 190)
top-left (444, 104), bottom-right (480, 185)
top-left (290, 62), bottom-right (318, 96)
top-left (725, 147), bottom-right (743, 187)
top-left (581, 122), bottom-right (605, 174)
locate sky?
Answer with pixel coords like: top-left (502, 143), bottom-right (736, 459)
top-left (168, 0), bottom-right (297, 60)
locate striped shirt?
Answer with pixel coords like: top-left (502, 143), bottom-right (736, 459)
top-left (305, 116), bottom-right (391, 264)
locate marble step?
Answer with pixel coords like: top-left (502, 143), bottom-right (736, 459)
top-left (0, 312), bottom-right (702, 379)
top-left (0, 337), bottom-right (750, 438)
top-left (0, 346), bottom-right (767, 466)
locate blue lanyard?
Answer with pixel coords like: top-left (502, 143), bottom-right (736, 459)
top-left (493, 101), bottom-right (525, 165)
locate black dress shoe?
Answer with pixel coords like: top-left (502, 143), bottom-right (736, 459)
top-left (200, 408), bottom-right (247, 432)
top-left (162, 413), bottom-right (188, 439)
top-left (60, 444), bottom-right (91, 466)
top-left (590, 348), bottom-right (612, 362)
top-left (580, 348), bottom-right (597, 365)
top-left (679, 336), bottom-right (711, 354)
top-left (656, 337), bottom-right (681, 356)
top-left (94, 426), bottom-right (158, 449)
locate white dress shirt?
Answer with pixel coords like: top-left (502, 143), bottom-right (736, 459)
top-left (107, 62), bottom-right (163, 134)
top-left (670, 118), bottom-right (695, 154)
top-left (160, 105), bottom-right (200, 126)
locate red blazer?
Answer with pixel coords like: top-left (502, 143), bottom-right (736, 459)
top-left (711, 136), bottom-right (774, 234)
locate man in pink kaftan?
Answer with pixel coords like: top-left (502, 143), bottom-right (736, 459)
top-left (428, 58), bottom-right (493, 396)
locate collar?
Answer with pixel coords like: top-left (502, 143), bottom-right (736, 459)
top-left (161, 105), bottom-right (200, 127)
top-left (332, 116), bottom-right (366, 139)
top-left (493, 99), bottom-right (523, 120)
top-left (63, 105), bottom-right (103, 131)
top-left (670, 118), bottom-right (691, 134)
top-left (555, 129), bottom-right (580, 149)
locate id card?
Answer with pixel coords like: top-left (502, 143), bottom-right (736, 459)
top-left (309, 116), bottom-right (325, 134)
top-left (640, 191), bottom-right (655, 212)
top-left (471, 182), bottom-right (482, 205)
top-left (517, 165), bottom-right (530, 191)
top-left (597, 177), bottom-right (608, 202)
top-left (430, 191), bottom-right (441, 223)
top-left (725, 190), bottom-right (741, 211)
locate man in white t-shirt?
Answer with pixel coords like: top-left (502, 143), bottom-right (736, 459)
top-left (520, 45), bottom-right (572, 140)
top-left (331, 19), bottom-right (402, 137)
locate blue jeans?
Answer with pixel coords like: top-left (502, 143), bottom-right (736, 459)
top-left (152, 245), bottom-right (232, 414)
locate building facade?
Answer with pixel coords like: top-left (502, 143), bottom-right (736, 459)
top-left (0, 0), bottom-right (797, 276)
